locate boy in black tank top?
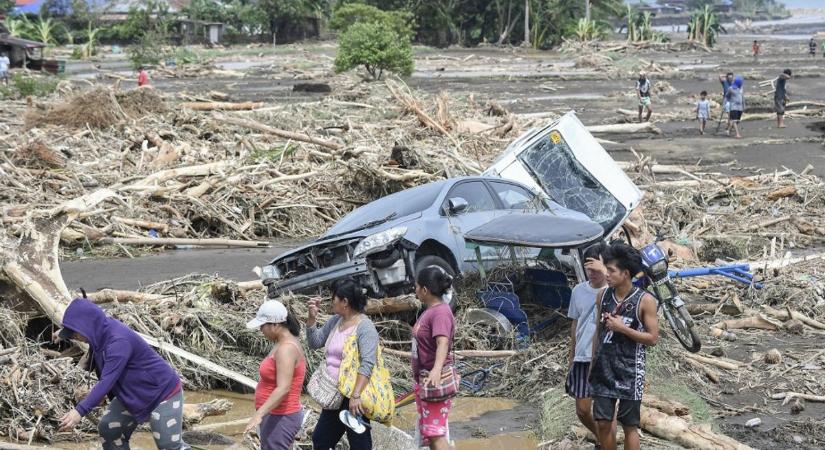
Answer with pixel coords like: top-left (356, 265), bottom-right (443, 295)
top-left (589, 243), bottom-right (659, 450)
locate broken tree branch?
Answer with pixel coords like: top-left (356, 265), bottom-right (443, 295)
top-left (218, 115), bottom-right (343, 151)
top-left (181, 101), bottom-right (265, 111)
top-left (100, 237), bottom-right (270, 248)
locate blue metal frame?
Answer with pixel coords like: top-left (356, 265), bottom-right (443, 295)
top-left (669, 264), bottom-right (763, 289)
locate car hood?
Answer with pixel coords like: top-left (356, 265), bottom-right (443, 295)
top-left (269, 212), bottom-right (422, 264)
top-left (464, 213), bottom-right (604, 248)
top-left (484, 111), bottom-right (642, 239)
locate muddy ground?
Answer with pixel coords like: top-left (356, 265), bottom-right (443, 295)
top-left (23, 12), bottom-right (825, 450)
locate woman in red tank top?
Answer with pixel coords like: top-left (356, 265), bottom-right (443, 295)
top-left (245, 300), bottom-right (306, 450)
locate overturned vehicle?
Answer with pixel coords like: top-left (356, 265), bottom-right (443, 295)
top-left (262, 112), bottom-right (642, 299)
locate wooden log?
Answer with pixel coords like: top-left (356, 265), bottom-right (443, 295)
top-left (683, 356), bottom-right (721, 383)
top-left (713, 314), bottom-right (780, 331)
top-left (766, 186), bottom-right (797, 201)
top-left (771, 392), bottom-right (825, 405)
top-left (640, 407), bottom-right (756, 450)
top-left (365, 295), bottom-right (420, 315)
top-left (139, 332), bottom-right (257, 389)
top-left (687, 302), bottom-right (743, 316)
top-left (683, 353), bottom-right (743, 371)
top-left (100, 237), bottom-right (269, 248)
top-left (181, 101), bottom-right (265, 111)
top-left (746, 216), bottom-right (790, 232)
top-left (643, 394), bottom-right (691, 417)
top-left (218, 116), bottom-right (343, 151)
top-left (87, 289), bottom-right (166, 304)
top-left (586, 122), bottom-right (662, 134)
top-left (761, 305), bottom-right (825, 330)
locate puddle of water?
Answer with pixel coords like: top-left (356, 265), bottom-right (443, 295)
top-left (394, 397), bottom-right (519, 429)
top-left (454, 432), bottom-right (538, 450)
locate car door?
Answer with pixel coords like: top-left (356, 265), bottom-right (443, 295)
top-left (484, 112), bottom-right (642, 239)
top-left (440, 180), bottom-right (508, 270)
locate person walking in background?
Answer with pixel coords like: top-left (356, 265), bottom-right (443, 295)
top-left (245, 301), bottom-right (306, 450)
top-left (752, 40), bottom-right (760, 58)
top-left (566, 244), bottom-right (609, 449)
top-left (306, 279), bottom-right (380, 450)
top-left (696, 90), bottom-right (711, 135)
top-left (635, 71), bottom-right (653, 122)
top-left (726, 76), bottom-right (745, 139)
top-left (138, 67), bottom-right (149, 87)
top-left (0, 52), bottom-right (10, 86)
top-left (589, 244), bottom-right (659, 450)
top-left (718, 72), bottom-right (734, 133)
top-left (412, 266), bottom-right (457, 450)
top-left (809, 38), bottom-right (817, 57)
top-left (56, 299), bottom-right (191, 450)
top-left (772, 69), bottom-right (792, 129)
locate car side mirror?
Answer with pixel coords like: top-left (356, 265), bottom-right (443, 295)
top-left (447, 197), bottom-right (469, 215)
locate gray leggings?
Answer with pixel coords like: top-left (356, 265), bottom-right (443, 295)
top-left (98, 390), bottom-right (190, 450)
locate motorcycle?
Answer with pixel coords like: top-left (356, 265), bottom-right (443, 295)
top-left (638, 241), bottom-right (702, 353)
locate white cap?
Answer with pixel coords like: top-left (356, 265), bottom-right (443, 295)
top-left (246, 300), bottom-right (288, 329)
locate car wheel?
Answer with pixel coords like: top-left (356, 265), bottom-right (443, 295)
top-left (414, 255), bottom-right (457, 309)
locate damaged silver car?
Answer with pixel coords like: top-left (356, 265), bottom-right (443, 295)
top-left (262, 112), bottom-right (642, 299)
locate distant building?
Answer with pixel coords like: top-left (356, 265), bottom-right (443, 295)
top-left (0, 22), bottom-right (48, 68)
top-left (172, 19), bottom-right (224, 45)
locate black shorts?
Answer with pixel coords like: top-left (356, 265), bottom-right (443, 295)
top-left (565, 362), bottom-right (591, 399)
top-left (593, 396), bottom-right (641, 427)
top-left (729, 110), bottom-right (743, 121)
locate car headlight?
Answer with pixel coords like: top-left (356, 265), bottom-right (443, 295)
top-left (353, 227), bottom-right (407, 258)
top-left (261, 264), bottom-right (281, 282)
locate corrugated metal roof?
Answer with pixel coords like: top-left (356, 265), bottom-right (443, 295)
top-left (0, 34), bottom-right (47, 48)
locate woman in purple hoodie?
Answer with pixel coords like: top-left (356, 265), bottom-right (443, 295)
top-left (57, 298), bottom-right (190, 450)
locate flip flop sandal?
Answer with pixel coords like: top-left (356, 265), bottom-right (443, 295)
top-left (339, 410), bottom-right (369, 434)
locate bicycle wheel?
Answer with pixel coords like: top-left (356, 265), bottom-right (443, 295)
top-left (663, 303), bottom-right (701, 353)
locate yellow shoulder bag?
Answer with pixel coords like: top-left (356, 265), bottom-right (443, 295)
top-left (337, 333), bottom-right (396, 424)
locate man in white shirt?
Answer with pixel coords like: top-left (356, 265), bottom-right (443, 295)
top-left (566, 242), bottom-right (610, 449)
top-left (0, 53), bottom-right (10, 86)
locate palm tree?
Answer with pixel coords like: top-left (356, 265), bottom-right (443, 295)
top-left (3, 17), bottom-right (26, 37)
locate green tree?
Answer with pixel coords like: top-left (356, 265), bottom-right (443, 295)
top-left (0, 0), bottom-right (14, 14)
top-left (116, 0), bottom-right (174, 41)
top-left (334, 21), bottom-right (413, 79)
top-left (183, 0), bottom-right (227, 22)
top-left (258, 0), bottom-right (326, 44)
top-left (330, 3), bottom-right (414, 40)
